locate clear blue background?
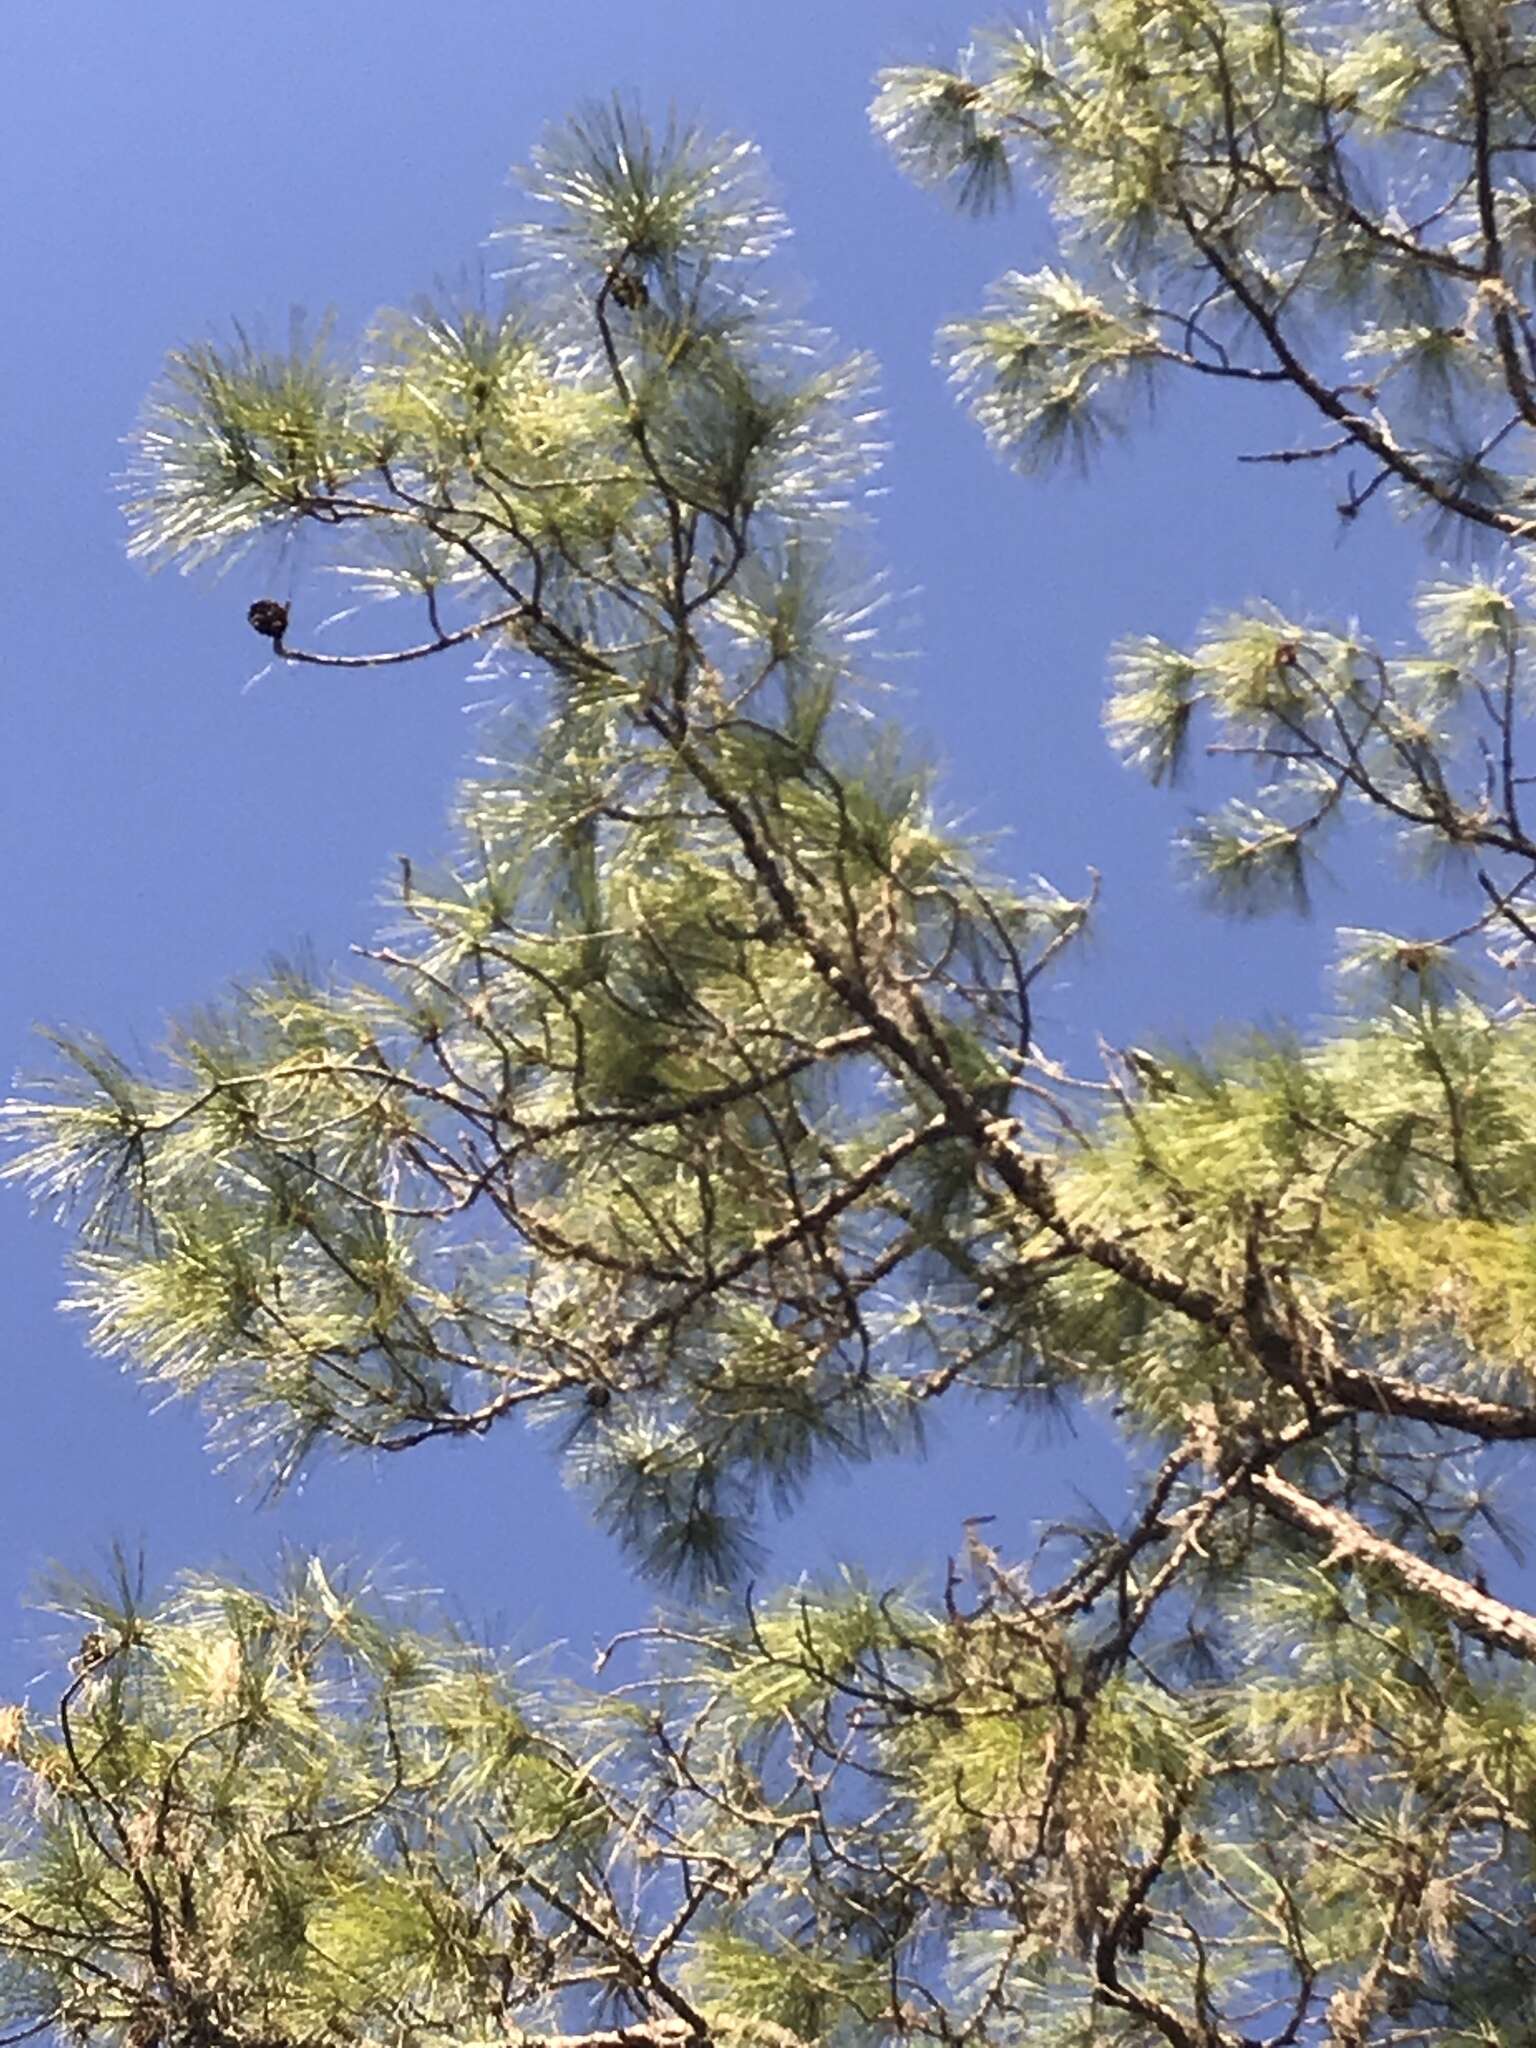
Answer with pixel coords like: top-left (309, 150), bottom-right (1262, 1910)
top-left (0, 3), bottom-right (1436, 1690)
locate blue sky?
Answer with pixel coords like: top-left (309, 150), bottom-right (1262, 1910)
top-left (0, 3), bottom-right (1439, 1690)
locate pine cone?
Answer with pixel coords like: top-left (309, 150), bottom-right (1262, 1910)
top-left (247, 598), bottom-right (290, 641)
top-left (609, 270), bottom-right (649, 311)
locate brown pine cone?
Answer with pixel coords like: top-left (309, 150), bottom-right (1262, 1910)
top-left (247, 598), bottom-right (290, 641)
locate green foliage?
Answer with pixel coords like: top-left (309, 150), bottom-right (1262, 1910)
top-left (9, 41), bottom-right (1536, 2048)
top-left (8, 1555), bottom-right (1534, 2048)
top-left (0, 1561), bottom-right (619, 2048)
top-left (879, 0), bottom-right (1536, 543)
top-left (515, 101), bottom-right (788, 275)
top-left (944, 269), bottom-right (1161, 471)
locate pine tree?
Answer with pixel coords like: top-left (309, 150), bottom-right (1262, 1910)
top-left (5, 9), bottom-right (1536, 2040)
